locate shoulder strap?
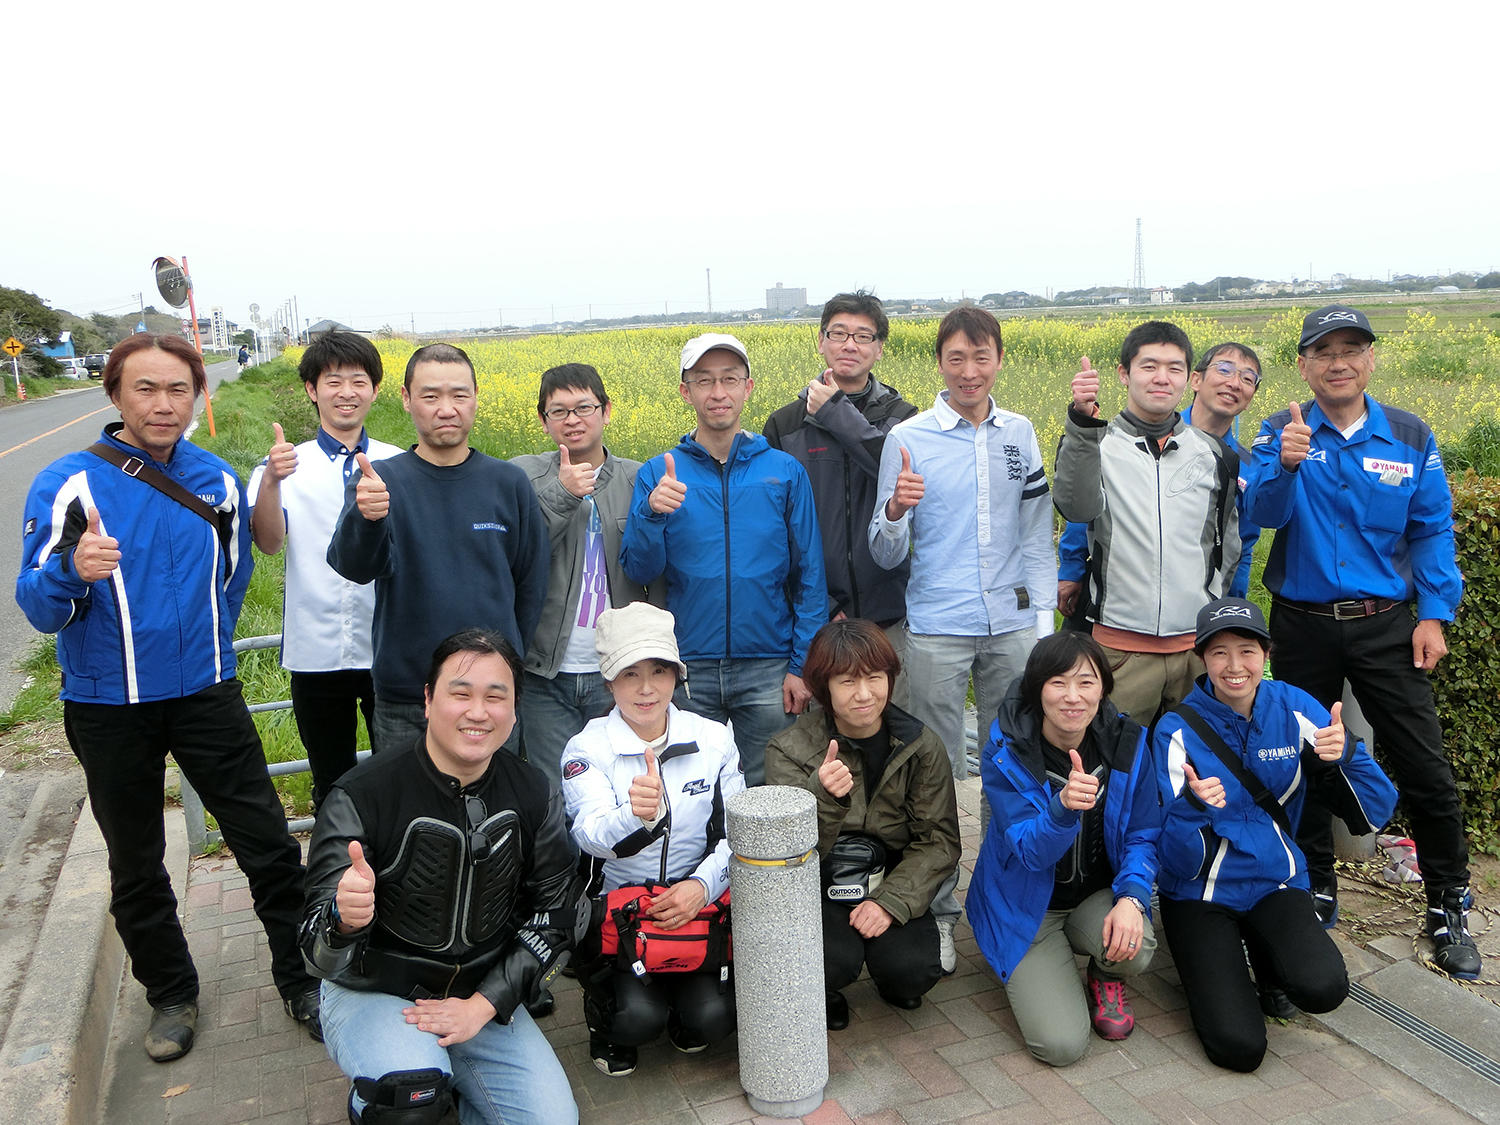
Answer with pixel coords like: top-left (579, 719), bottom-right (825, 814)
top-left (86, 442), bottom-right (218, 526)
top-left (1171, 703), bottom-right (1292, 836)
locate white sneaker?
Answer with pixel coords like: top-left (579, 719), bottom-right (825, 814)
top-left (936, 914), bottom-right (957, 974)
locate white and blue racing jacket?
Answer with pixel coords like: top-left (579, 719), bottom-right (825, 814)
top-left (16, 425), bottom-right (251, 704)
top-left (1152, 678), bottom-right (1396, 912)
top-left (1244, 396), bottom-right (1462, 621)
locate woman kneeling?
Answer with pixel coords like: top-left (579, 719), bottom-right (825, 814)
top-left (766, 619), bottom-right (960, 1030)
top-left (968, 631), bottom-right (1160, 1066)
top-left (1153, 598), bottom-right (1396, 1072)
top-left (562, 604), bottom-right (745, 1077)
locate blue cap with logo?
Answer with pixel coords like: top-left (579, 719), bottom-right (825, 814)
top-left (1299, 305), bottom-right (1376, 351)
top-left (1195, 597), bottom-right (1271, 649)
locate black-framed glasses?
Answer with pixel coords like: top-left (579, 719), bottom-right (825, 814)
top-left (464, 795), bottom-right (492, 860)
top-left (822, 328), bottom-right (878, 345)
top-left (543, 402), bottom-right (602, 421)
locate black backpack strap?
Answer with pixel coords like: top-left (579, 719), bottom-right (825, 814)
top-left (1171, 703), bottom-right (1293, 836)
top-left (86, 442), bottom-right (218, 526)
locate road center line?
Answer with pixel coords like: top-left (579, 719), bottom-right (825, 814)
top-left (0, 405), bottom-right (116, 461)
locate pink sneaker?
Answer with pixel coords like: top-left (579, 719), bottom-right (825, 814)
top-left (1087, 969), bottom-right (1135, 1040)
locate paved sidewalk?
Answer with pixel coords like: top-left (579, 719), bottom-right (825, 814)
top-left (98, 785), bottom-right (1488, 1124)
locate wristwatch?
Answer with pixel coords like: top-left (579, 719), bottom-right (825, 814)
top-left (1118, 895), bottom-right (1146, 915)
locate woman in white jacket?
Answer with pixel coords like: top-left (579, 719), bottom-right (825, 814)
top-left (561, 603), bottom-right (745, 1078)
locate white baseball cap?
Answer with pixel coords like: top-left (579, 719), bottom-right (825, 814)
top-left (680, 333), bottom-right (750, 375)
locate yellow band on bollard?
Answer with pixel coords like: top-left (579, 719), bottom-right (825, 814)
top-left (733, 848), bottom-right (816, 867)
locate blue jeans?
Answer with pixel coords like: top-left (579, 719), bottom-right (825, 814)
top-left (320, 981), bottom-right (578, 1125)
top-left (675, 657), bottom-right (790, 786)
top-left (520, 670), bottom-right (613, 791)
top-left (904, 628), bottom-right (1036, 781)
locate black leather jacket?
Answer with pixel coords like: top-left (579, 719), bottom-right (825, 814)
top-left (300, 741), bottom-right (582, 1022)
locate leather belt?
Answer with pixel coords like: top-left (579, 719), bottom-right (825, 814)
top-left (1274, 596), bottom-right (1404, 621)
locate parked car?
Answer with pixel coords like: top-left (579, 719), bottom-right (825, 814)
top-left (82, 353), bottom-right (108, 377)
top-left (54, 357), bottom-right (89, 380)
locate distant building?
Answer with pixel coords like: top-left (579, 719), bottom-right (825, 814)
top-left (1150, 287), bottom-right (1175, 305)
top-left (37, 331), bottom-right (76, 359)
top-left (307, 318), bottom-right (368, 339)
top-left (1433, 285), bottom-right (1461, 294)
top-left (765, 283), bottom-right (807, 314)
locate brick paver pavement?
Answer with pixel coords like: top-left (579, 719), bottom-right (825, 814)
top-left (100, 799), bottom-right (1479, 1124)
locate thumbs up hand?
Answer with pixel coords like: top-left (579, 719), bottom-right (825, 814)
top-left (629, 746), bottom-right (664, 821)
top-left (73, 506), bottom-right (122, 583)
top-left (1280, 400), bottom-right (1313, 470)
top-left (884, 445), bottom-right (925, 519)
top-left (1183, 762), bottom-right (1226, 808)
top-left (818, 739), bottom-right (854, 798)
top-left (1059, 748), bottom-right (1101, 810)
top-left (1313, 701), bottom-right (1346, 761)
top-left (805, 369), bottom-right (837, 415)
top-left (265, 422), bottom-right (298, 481)
top-left (648, 451), bottom-right (687, 515)
top-left (354, 452), bottom-right (389, 521)
top-left (335, 840), bottom-right (377, 932)
top-left (1072, 356), bottom-right (1101, 417)
top-left (557, 444), bottom-right (597, 499)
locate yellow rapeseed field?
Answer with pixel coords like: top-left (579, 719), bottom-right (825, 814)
top-left (288, 310), bottom-right (1500, 469)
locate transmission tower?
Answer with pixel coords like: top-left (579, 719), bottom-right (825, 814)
top-left (1133, 218), bottom-right (1144, 298)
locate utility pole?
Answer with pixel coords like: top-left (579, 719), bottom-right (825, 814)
top-left (706, 268), bottom-right (712, 316)
top-left (1132, 218), bottom-right (1144, 299)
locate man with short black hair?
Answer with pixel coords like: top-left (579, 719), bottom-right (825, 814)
top-left (302, 629), bottom-right (581, 1124)
top-left (329, 343), bottom-right (549, 755)
top-left (1054, 321), bottom-right (1240, 726)
top-left (511, 363), bottom-right (662, 788)
top-left (870, 306), bottom-right (1056, 783)
top-left (764, 291), bottom-right (917, 695)
top-left (251, 331), bottom-right (401, 806)
top-left (1244, 304), bottom-right (1477, 979)
top-left (622, 333), bottom-right (826, 786)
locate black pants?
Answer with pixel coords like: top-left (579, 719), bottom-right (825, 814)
top-left (289, 669), bottom-right (374, 807)
top-left (585, 966), bottom-right (735, 1048)
top-left (65, 680), bottom-right (313, 1008)
top-left (822, 897), bottom-right (942, 1002)
top-left (1160, 889), bottom-right (1348, 1073)
top-left (1269, 601), bottom-right (1469, 892)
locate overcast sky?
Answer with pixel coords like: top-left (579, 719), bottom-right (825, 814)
top-left (10, 2), bottom-right (1498, 333)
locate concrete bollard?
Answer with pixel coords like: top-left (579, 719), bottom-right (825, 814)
top-left (726, 785), bottom-right (827, 1118)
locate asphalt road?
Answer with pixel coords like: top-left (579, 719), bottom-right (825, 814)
top-left (0, 359), bottom-right (239, 708)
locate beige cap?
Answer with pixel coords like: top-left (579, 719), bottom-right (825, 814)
top-left (594, 603), bottom-right (687, 681)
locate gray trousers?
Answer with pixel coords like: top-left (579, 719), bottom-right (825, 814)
top-left (1004, 888), bottom-right (1157, 1066)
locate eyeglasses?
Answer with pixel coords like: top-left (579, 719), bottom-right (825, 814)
top-left (1305, 344), bottom-right (1371, 368)
top-left (822, 328), bottom-right (878, 345)
top-left (685, 374), bottom-right (747, 391)
top-left (1206, 360), bottom-right (1260, 389)
top-left (543, 402), bottom-right (601, 421)
top-left (464, 795), bottom-right (492, 860)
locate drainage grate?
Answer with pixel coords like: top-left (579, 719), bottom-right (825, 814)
top-left (1347, 980), bottom-right (1500, 1086)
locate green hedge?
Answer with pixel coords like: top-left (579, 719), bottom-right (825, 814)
top-left (1431, 469), bottom-right (1500, 853)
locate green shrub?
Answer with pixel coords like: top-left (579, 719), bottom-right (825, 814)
top-left (1431, 470), bottom-right (1500, 853)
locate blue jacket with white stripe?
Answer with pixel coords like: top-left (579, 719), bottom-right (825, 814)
top-left (1152, 677), bottom-right (1396, 911)
top-left (16, 424), bottom-right (252, 704)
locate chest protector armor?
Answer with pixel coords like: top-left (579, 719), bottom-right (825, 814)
top-left (375, 810), bottom-right (524, 951)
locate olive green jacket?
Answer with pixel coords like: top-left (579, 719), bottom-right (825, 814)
top-left (765, 706), bottom-right (960, 924)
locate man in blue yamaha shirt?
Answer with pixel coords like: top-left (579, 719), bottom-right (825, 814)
top-left (1244, 304), bottom-right (1477, 979)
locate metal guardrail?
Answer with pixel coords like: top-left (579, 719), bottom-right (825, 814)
top-left (179, 633), bottom-right (370, 853)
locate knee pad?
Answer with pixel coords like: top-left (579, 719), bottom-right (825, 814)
top-left (349, 1069), bottom-right (452, 1124)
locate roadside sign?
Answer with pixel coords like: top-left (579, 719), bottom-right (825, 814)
top-left (2, 337), bottom-right (23, 357)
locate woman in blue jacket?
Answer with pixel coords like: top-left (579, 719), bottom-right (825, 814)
top-left (1153, 598), bottom-right (1397, 1073)
top-left (967, 632), bottom-right (1160, 1066)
